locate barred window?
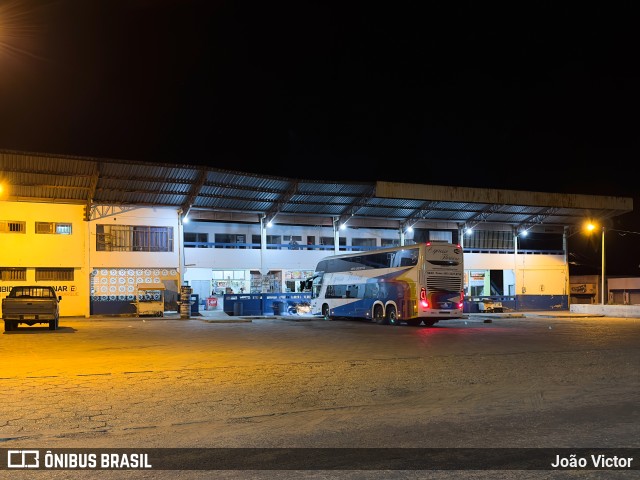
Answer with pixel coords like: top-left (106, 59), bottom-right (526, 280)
top-left (35, 222), bottom-right (72, 234)
top-left (0, 268), bottom-right (27, 281)
top-left (36, 222), bottom-right (54, 234)
top-left (0, 220), bottom-right (26, 233)
top-left (96, 225), bottom-right (174, 252)
top-left (35, 268), bottom-right (74, 281)
top-left (56, 223), bottom-right (72, 234)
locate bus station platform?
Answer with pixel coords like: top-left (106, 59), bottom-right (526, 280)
top-left (158, 308), bottom-right (613, 323)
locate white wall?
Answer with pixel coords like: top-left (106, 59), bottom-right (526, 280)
top-left (86, 206), bottom-right (183, 316)
top-left (463, 252), bottom-right (568, 296)
top-left (89, 206), bottom-right (180, 268)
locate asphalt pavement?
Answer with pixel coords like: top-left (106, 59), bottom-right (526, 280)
top-left (3, 307), bottom-right (637, 480)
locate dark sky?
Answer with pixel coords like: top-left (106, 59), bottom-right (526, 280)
top-left (1, 1), bottom-right (639, 273)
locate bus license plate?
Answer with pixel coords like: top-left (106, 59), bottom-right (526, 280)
top-left (22, 315), bottom-right (36, 320)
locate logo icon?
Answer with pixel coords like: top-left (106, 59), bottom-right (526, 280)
top-left (8, 450), bottom-right (40, 468)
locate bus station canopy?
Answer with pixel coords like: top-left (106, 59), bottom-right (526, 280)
top-left (0, 149), bottom-right (632, 234)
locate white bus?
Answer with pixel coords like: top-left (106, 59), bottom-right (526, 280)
top-left (309, 241), bottom-right (464, 326)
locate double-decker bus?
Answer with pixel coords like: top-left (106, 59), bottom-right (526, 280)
top-left (309, 241), bottom-right (464, 326)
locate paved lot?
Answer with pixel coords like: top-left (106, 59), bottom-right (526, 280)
top-left (1, 312), bottom-right (638, 479)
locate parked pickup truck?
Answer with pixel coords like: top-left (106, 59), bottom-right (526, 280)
top-left (2, 286), bottom-right (62, 332)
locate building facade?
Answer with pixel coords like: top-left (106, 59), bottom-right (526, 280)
top-left (1, 200), bottom-right (571, 317)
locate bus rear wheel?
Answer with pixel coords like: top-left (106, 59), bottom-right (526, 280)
top-left (373, 305), bottom-right (385, 324)
top-left (385, 306), bottom-right (398, 326)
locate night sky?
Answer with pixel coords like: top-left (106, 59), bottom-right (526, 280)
top-left (1, 1), bottom-right (639, 273)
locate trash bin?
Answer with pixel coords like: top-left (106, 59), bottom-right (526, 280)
top-left (190, 294), bottom-right (199, 314)
top-left (233, 302), bottom-right (243, 316)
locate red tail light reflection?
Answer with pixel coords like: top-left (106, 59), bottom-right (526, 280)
top-left (420, 287), bottom-right (429, 308)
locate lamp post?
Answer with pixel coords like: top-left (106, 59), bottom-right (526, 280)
top-left (600, 226), bottom-right (605, 305)
top-left (585, 223), bottom-right (640, 305)
top-left (585, 222), bottom-right (606, 305)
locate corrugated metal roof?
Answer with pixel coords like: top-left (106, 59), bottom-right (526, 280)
top-left (0, 149), bottom-right (633, 234)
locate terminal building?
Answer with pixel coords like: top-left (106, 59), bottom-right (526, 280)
top-left (0, 150), bottom-right (633, 318)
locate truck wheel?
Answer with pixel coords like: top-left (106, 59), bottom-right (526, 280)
top-left (4, 321), bottom-right (12, 332)
top-left (49, 319), bottom-right (58, 330)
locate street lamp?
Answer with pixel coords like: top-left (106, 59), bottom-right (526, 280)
top-left (585, 222), bottom-right (605, 305)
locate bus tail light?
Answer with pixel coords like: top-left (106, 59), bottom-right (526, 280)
top-left (458, 290), bottom-right (464, 309)
top-left (420, 287), bottom-right (429, 309)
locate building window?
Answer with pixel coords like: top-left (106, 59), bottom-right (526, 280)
top-left (36, 222), bottom-right (54, 234)
top-left (352, 238), bottom-right (377, 250)
top-left (56, 223), bottom-right (72, 234)
top-left (320, 236), bottom-right (347, 250)
top-left (381, 238), bottom-right (398, 247)
top-left (96, 225), bottom-right (174, 252)
top-left (184, 232), bottom-right (208, 247)
top-left (283, 235), bottom-right (303, 249)
top-left (0, 268), bottom-right (27, 281)
top-left (464, 231), bottom-right (514, 251)
top-left (35, 268), bottom-right (74, 281)
top-left (35, 222), bottom-right (73, 234)
top-left (214, 234), bottom-right (246, 249)
top-left (266, 235), bottom-right (282, 250)
top-left (0, 220), bottom-right (26, 233)
top-left (430, 230), bottom-right (452, 242)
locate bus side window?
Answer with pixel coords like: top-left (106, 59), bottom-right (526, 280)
top-left (346, 285), bottom-right (360, 298)
top-left (364, 283), bottom-right (379, 299)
